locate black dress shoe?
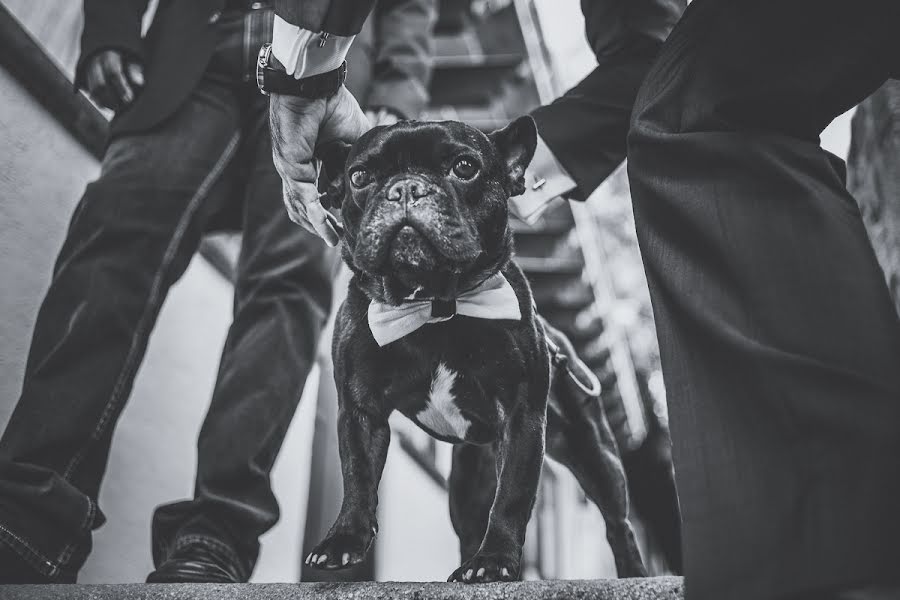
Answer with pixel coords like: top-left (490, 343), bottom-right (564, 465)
top-left (146, 541), bottom-right (247, 583)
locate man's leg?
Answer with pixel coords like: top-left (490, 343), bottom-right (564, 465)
top-left (627, 1), bottom-right (900, 599)
top-left (149, 94), bottom-right (338, 581)
top-left (0, 80), bottom-right (241, 582)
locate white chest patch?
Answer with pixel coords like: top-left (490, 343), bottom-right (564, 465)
top-left (416, 363), bottom-right (470, 439)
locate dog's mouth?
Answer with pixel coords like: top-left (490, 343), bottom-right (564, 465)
top-left (389, 224), bottom-right (437, 270)
top-left (355, 209), bottom-right (482, 273)
top-left (385, 223), bottom-right (476, 294)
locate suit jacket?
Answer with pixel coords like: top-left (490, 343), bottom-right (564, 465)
top-left (77, 0), bottom-right (376, 137)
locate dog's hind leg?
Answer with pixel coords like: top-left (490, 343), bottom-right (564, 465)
top-left (547, 396), bottom-right (648, 578)
top-left (541, 315), bottom-right (647, 577)
top-left (449, 443), bottom-right (497, 563)
top-left (547, 373), bottom-right (647, 577)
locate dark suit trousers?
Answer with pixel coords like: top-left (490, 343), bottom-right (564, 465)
top-left (0, 9), bottom-right (335, 580)
top-left (627, 1), bottom-right (900, 599)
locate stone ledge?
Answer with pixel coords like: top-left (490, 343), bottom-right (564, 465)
top-left (1, 577), bottom-right (684, 600)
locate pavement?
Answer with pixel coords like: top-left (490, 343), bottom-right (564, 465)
top-left (0, 578), bottom-right (684, 600)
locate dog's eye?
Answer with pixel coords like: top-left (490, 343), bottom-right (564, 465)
top-left (349, 168), bottom-right (371, 188)
top-left (452, 158), bottom-right (479, 180)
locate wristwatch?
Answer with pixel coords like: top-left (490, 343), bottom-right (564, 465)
top-left (256, 43), bottom-right (347, 98)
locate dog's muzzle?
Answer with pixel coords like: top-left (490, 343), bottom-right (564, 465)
top-left (354, 183), bottom-right (481, 273)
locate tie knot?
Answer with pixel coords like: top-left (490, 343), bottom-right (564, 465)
top-left (431, 298), bottom-right (457, 318)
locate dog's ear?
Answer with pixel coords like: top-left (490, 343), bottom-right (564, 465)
top-left (316, 140), bottom-right (353, 210)
top-left (488, 115), bottom-right (537, 196)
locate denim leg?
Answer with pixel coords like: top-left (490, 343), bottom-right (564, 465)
top-left (150, 94), bottom-right (339, 576)
top-left (0, 79), bottom-right (242, 580)
top-left (627, 1), bottom-right (900, 599)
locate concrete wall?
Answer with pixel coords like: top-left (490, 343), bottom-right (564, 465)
top-left (0, 65), bottom-right (316, 582)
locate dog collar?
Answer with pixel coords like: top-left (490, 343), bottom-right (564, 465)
top-left (367, 273), bottom-right (522, 346)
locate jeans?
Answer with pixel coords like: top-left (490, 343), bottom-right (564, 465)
top-left (627, 0), bottom-right (900, 599)
top-left (0, 6), bottom-right (336, 580)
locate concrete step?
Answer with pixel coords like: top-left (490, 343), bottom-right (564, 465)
top-left (1, 578), bottom-right (684, 600)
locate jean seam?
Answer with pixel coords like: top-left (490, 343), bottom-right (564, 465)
top-left (46, 131), bottom-right (242, 572)
top-left (0, 523), bottom-right (60, 577)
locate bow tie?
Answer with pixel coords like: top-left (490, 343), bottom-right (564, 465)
top-left (367, 273), bottom-right (522, 346)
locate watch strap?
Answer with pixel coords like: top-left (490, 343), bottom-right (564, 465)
top-left (257, 43), bottom-right (347, 98)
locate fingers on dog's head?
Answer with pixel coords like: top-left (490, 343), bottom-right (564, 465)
top-left (316, 140), bottom-right (352, 210)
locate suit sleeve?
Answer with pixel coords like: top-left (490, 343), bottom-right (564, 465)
top-left (364, 0), bottom-right (438, 119)
top-left (76, 0), bottom-right (150, 90)
top-left (530, 0), bottom-right (685, 200)
top-left (273, 0), bottom-right (376, 36)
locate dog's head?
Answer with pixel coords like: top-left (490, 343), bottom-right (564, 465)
top-left (321, 117), bottom-right (536, 304)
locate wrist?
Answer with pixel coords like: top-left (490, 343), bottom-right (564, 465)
top-left (257, 43), bottom-right (347, 98)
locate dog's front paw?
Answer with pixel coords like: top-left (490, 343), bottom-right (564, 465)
top-left (305, 526), bottom-right (376, 570)
top-left (447, 552), bottom-right (519, 583)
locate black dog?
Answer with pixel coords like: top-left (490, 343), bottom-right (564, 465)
top-left (306, 117), bottom-right (646, 582)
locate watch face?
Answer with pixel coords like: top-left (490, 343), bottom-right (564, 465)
top-left (256, 43), bottom-right (272, 95)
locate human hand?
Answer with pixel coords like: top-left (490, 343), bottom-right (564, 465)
top-left (84, 50), bottom-right (144, 112)
top-left (270, 86), bottom-right (370, 246)
top-left (365, 107), bottom-right (402, 128)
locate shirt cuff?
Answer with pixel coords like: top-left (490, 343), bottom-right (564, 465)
top-left (508, 133), bottom-right (577, 223)
top-left (272, 16), bottom-right (354, 79)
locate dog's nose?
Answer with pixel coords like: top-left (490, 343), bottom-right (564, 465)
top-left (387, 180), bottom-right (431, 202)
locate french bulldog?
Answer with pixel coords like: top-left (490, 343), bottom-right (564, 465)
top-left (306, 117), bottom-right (646, 582)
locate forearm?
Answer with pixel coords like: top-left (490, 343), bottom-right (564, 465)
top-left (272, 0), bottom-right (377, 78)
top-left (581, 0), bottom-right (684, 61)
top-left (530, 37), bottom-right (660, 200)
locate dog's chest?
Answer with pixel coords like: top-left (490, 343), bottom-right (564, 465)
top-left (414, 362), bottom-right (471, 441)
top-left (379, 318), bottom-right (525, 443)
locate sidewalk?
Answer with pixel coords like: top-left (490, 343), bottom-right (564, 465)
top-left (1, 578), bottom-right (684, 600)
